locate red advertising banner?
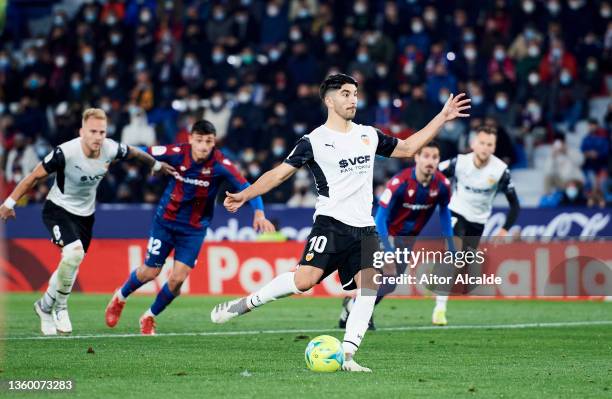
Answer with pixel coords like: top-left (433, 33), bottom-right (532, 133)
top-left (3, 239), bottom-right (611, 298)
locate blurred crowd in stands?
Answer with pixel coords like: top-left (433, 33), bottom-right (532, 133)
top-left (1, 0), bottom-right (610, 208)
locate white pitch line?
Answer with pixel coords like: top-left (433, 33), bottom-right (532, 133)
top-left (3, 320), bottom-right (612, 341)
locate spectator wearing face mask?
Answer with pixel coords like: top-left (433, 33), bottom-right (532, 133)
top-left (518, 98), bottom-right (547, 157)
top-left (517, 69), bottom-right (549, 108)
top-left (66, 72), bottom-right (92, 104)
top-left (4, 133), bottom-right (40, 195)
top-left (454, 43), bottom-right (487, 81)
top-left (425, 63), bottom-right (457, 105)
top-left (121, 105), bottom-right (156, 147)
top-left (516, 40), bottom-right (543, 83)
top-left (580, 119), bottom-right (610, 188)
top-left (203, 92), bottom-right (231, 142)
top-left (552, 67), bottom-right (587, 130)
top-left (381, 1), bottom-right (401, 41)
top-left (580, 56), bottom-right (604, 96)
top-left (287, 171), bottom-right (317, 207)
top-left (559, 180), bottom-right (587, 206)
top-left (401, 85), bottom-right (436, 133)
top-left (399, 17), bottom-right (430, 56)
top-left (260, 1), bottom-right (290, 46)
top-left (510, 2), bottom-right (545, 37)
top-left (466, 82), bottom-right (487, 119)
top-left (539, 38), bottom-right (577, 83)
top-left (544, 134), bottom-right (584, 194)
top-left (486, 91), bottom-right (518, 135)
top-left (488, 44), bottom-right (516, 84)
top-left (397, 44), bottom-right (426, 85)
top-left (347, 44), bottom-right (375, 80)
top-left (509, 25), bottom-right (542, 61)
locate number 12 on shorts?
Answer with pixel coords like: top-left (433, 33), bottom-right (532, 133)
top-left (147, 237), bottom-right (162, 255)
top-left (308, 236), bottom-right (328, 253)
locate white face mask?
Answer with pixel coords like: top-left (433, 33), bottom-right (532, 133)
top-left (528, 72), bottom-right (540, 85)
top-left (522, 1), bottom-right (535, 13)
top-left (495, 97), bottom-right (508, 109)
top-left (294, 124), bottom-right (306, 134)
top-left (211, 96), bottom-right (223, 108)
top-left (527, 103), bottom-right (541, 119)
top-left (289, 30), bottom-right (301, 41)
top-left (568, 0), bottom-right (583, 10)
top-left (411, 22), bottom-right (423, 33)
top-left (267, 5), bottom-right (279, 17)
top-left (527, 45), bottom-right (540, 57)
top-left (272, 145), bottom-right (285, 157)
top-left (354, 3), bottom-right (366, 14)
top-left (464, 48), bottom-right (477, 60)
top-left (547, 2), bottom-right (560, 14)
top-left (237, 92), bottom-right (250, 103)
top-left (424, 11), bottom-right (436, 23)
top-left (494, 49), bottom-right (506, 61)
top-left (565, 186), bottom-right (579, 199)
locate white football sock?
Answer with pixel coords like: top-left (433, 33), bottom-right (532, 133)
top-left (247, 272), bottom-right (302, 309)
top-left (435, 295), bottom-right (448, 310)
top-left (342, 295), bottom-right (376, 356)
top-left (40, 270), bottom-right (58, 313)
top-left (54, 241), bottom-right (85, 310)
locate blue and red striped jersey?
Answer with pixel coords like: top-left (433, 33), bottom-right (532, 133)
top-left (149, 144), bottom-right (248, 230)
top-left (378, 168), bottom-right (451, 236)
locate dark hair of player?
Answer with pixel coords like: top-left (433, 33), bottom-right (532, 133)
top-left (319, 73), bottom-right (359, 100)
top-left (416, 140), bottom-right (441, 154)
top-left (191, 119), bottom-right (216, 136)
top-left (476, 125), bottom-right (497, 136)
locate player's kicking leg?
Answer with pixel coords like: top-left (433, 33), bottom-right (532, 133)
top-left (210, 267), bottom-right (311, 324)
top-left (211, 266), bottom-right (374, 372)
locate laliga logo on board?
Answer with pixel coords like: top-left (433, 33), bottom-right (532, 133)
top-left (485, 212), bottom-right (610, 238)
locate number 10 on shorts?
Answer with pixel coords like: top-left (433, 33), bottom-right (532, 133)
top-left (308, 236), bottom-right (327, 253)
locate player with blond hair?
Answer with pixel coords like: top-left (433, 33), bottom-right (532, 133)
top-left (0, 108), bottom-right (174, 335)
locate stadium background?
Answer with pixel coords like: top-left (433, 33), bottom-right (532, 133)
top-left (2, 0), bottom-right (611, 296)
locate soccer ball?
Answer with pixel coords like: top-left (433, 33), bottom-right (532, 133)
top-left (304, 335), bottom-right (344, 372)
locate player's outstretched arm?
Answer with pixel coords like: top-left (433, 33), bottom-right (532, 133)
top-left (224, 163), bottom-right (298, 213)
top-left (391, 93), bottom-right (471, 158)
top-left (0, 163), bottom-right (49, 221)
top-left (126, 145), bottom-right (176, 175)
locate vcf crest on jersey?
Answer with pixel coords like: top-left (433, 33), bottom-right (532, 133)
top-left (361, 134), bottom-right (370, 146)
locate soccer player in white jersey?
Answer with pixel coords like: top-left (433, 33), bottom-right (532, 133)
top-left (0, 108), bottom-right (174, 335)
top-left (210, 74), bottom-right (470, 372)
top-left (432, 125), bottom-right (520, 325)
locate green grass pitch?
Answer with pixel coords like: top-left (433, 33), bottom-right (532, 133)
top-left (2, 293), bottom-right (611, 398)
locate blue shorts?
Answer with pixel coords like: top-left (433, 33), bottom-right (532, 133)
top-left (144, 218), bottom-right (206, 268)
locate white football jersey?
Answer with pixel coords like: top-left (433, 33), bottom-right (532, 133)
top-left (439, 152), bottom-right (515, 225)
top-left (43, 137), bottom-right (129, 216)
top-left (285, 123), bottom-right (397, 227)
